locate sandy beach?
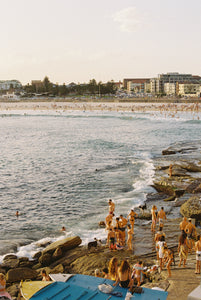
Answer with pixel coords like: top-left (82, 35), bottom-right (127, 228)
top-left (0, 100), bottom-right (201, 115)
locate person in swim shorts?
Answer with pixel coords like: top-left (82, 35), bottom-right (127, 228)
top-left (157, 207), bottom-right (167, 229)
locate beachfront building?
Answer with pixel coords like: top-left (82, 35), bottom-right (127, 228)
top-left (0, 80), bottom-right (22, 90)
top-left (125, 78), bottom-right (149, 94)
top-left (1, 91), bottom-right (20, 100)
top-left (177, 82), bottom-right (201, 97)
top-left (150, 72), bottom-right (201, 95)
top-left (164, 83), bottom-right (176, 95)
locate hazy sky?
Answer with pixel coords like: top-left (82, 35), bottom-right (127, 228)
top-left (1, 0), bottom-right (201, 84)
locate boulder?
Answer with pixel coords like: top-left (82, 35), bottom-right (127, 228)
top-left (39, 253), bottom-right (52, 266)
top-left (43, 236), bottom-right (82, 255)
top-left (51, 263), bottom-right (64, 274)
top-left (6, 267), bottom-right (38, 283)
top-left (2, 256), bottom-right (19, 270)
top-left (7, 284), bottom-right (20, 299)
top-left (186, 179), bottom-right (201, 193)
top-left (180, 196), bottom-right (201, 219)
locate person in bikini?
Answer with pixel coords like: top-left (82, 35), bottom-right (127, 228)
top-left (108, 199), bottom-right (115, 214)
top-left (164, 246), bottom-right (174, 277)
top-left (0, 273), bottom-right (12, 300)
top-left (127, 224), bottom-right (134, 251)
top-left (195, 235), bottom-right (201, 274)
top-left (41, 269), bottom-right (51, 281)
top-left (127, 209), bottom-right (138, 232)
top-left (114, 260), bottom-right (132, 288)
top-left (151, 205), bottom-right (157, 232)
top-left (108, 257), bottom-right (118, 281)
top-left (119, 214), bottom-right (127, 245)
top-left (132, 261), bottom-right (146, 286)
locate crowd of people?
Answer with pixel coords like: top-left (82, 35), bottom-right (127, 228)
top-left (104, 199), bottom-right (201, 281)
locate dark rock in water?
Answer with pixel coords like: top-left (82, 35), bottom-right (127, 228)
top-left (180, 196), bottom-right (201, 219)
top-left (162, 149), bottom-right (177, 155)
top-left (146, 192), bottom-right (169, 202)
top-left (6, 267), bottom-right (37, 283)
top-left (99, 221), bottom-right (106, 227)
top-left (162, 141), bottom-right (199, 156)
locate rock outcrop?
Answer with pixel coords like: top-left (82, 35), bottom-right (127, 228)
top-left (180, 196), bottom-right (201, 219)
top-left (42, 236), bottom-right (82, 255)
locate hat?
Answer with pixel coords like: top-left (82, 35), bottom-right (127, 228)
top-left (188, 218), bottom-right (192, 221)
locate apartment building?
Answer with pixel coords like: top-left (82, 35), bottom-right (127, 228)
top-left (164, 82), bottom-right (176, 95)
top-left (150, 73), bottom-right (200, 95)
top-left (177, 82), bottom-right (201, 97)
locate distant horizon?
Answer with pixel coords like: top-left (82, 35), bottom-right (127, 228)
top-left (0, 0), bottom-right (200, 85)
top-left (1, 70), bottom-right (201, 86)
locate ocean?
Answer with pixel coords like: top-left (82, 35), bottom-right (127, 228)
top-left (0, 107), bottom-right (201, 261)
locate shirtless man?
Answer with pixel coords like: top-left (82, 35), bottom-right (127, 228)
top-left (185, 218), bottom-right (197, 252)
top-left (127, 209), bottom-right (138, 232)
top-left (179, 217), bottom-right (188, 231)
top-left (157, 207), bottom-right (167, 229)
top-left (195, 235), bottom-right (201, 274)
top-left (108, 199), bottom-right (115, 214)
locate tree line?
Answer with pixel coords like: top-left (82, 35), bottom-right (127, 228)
top-left (24, 77), bottom-right (117, 96)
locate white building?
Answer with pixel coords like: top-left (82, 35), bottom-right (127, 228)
top-left (0, 80), bottom-right (22, 90)
top-left (1, 92), bottom-right (20, 100)
top-left (178, 82), bottom-right (200, 97)
top-left (164, 83), bottom-right (176, 95)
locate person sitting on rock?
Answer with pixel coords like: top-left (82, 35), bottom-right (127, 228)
top-left (41, 269), bottom-right (51, 281)
top-left (0, 273), bottom-right (12, 300)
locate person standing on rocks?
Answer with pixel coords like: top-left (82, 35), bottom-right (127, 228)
top-left (127, 224), bottom-right (134, 251)
top-left (151, 205), bottom-right (157, 232)
top-left (157, 207), bottom-right (167, 229)
top-left (195, 235), bottom-right (201, 274)
top-left (185, 218), bottom-right (197, 253)
top-left (169, 164), bottom-right (173, 177)
top-left (108, 199), bottom-right (115, 214)
top-left (178, 232), bottom-right (189, 268)
top-left (127, 209), bottom-right (138, 233)
top-left (179, 217), bottom-right (188, 231)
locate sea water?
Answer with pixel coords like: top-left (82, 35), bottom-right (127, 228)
top-left (0, 108), bottom-right (201, 260)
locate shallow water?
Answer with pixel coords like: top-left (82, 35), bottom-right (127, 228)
top-left (0, 109), bottom-right (201, 259)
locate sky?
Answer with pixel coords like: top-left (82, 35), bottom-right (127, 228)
top-left (0, 0), bottom-right (201, 85)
